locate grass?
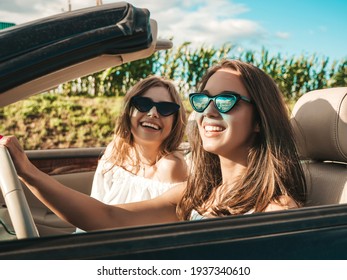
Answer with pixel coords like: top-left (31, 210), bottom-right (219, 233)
top-left (0, 94), bottom-right (124, 149)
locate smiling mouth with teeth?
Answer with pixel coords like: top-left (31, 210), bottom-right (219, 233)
top-left (141, 122), bottom-right (161, 130)
top-left (204, 125), bottom-right (225, 132)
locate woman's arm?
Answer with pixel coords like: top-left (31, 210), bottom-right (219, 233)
top-left (0, 136), bottom-right (184, 231)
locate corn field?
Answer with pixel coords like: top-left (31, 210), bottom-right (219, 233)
top-left (58, 43), bottom-right (346, 102)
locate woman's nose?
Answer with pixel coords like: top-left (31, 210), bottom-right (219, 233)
top-left (147, 106), bottom-right (159, 118)
top-left (203, 100), bottom-right (220, 117)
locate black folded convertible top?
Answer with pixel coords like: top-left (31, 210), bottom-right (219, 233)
top-left (0, 2), bottom-right (152, 94)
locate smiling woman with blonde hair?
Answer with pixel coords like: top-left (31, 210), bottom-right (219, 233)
top-left (90, 75), bottom-right (188, 206)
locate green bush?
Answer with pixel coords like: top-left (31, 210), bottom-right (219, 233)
top-left (0, 95), bottom-right (121, 149)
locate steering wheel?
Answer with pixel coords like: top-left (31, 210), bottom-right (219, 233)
top-left (0, 146), bottom-right (39, 239)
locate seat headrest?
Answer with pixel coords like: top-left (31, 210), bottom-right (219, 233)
top-left (291, 87), bottom-right (347, 162)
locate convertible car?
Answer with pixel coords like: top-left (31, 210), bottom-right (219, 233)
top-left (0, 2), bottom-right (346, 260)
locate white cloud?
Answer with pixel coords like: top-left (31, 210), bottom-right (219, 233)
top-left (275, 32), bottom-right (290, 40)
top-left (168, 17), bottom-right (264, 47)
top-left (0, 0), bottom-right (100, 23)
top-left (128, 0), bottom-right (265, 48)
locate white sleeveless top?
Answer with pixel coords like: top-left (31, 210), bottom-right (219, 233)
top-left (75, 156), bottom-right (184, 234)
top-left (190, 209), bottom-right (207, 220)
top-left (90, 156), bottom-right (182, 204)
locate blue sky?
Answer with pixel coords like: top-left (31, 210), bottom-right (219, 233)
top-left (236, 0), bottom-right (346, 61)
top-left (0, 0), bottom-right (346, 61)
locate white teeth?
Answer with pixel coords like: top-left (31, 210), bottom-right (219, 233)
top-left (204, 125), bottom-right (224, 132)
top-left (142, 122), bottom-right (160, 130)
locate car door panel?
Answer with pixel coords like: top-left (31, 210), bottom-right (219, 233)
top-left (1, 204), bottom-right (347, 259)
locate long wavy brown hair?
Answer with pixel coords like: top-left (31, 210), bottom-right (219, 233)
top-left (106, 76), bottom-right (186, 172)
top-left (177, 60), bottom-right (306, 220)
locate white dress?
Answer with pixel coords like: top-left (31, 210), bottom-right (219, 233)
top-left (75, 156), bottom-right (184, 233)
top-left (90, 156), bottom-right (183, 204)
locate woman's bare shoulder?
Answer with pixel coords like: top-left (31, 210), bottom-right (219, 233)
top-left (156, 151), bottom-right (188, 183)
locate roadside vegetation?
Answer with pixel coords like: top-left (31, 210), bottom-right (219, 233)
top-left (1, 43), bottom-right (346, 149)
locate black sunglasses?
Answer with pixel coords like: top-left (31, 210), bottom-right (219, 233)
top-left (131, 96), bottom-right (180, 117)
top-left (189, 91), bottom-right (252, 113)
